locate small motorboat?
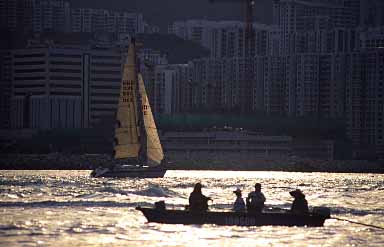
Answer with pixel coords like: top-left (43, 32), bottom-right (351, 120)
top-left (136, 202), bottom-right (330, 227)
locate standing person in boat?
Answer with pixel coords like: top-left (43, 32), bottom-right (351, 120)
top-left (189, 183), bottom-right (211, 212)
top-left (246, 183), bottom-right (266, 213)
top-left (233, 188), bottom-right (246, 212)
top-left (289, 189), bottom-right (309, 214)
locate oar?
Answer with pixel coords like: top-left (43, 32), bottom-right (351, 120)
top-left (266, 206), bottom-right (290, 212)
top-left (268, 206), bottom-right (384, 230)
top-left (331, 217), bottom-right (384, 230)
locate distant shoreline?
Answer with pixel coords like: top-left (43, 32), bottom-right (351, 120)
top-left (1, 153), bottom-right (383, 174)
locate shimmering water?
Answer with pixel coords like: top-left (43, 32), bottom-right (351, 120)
top-left (0, 170), bottom-right (383, 247)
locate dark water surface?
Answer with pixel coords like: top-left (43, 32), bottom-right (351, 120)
top-left (0, 170), bottom-right (383, 246)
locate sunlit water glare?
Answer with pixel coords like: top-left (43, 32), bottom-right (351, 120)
top-left (0, 170), bottom-right (383, 246)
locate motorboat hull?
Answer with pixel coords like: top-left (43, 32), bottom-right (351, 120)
top-left (136, 207), bottom-right (327, 227)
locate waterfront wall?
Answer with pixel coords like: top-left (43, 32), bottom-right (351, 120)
top-left (0, 153), bottom-right (383, 173)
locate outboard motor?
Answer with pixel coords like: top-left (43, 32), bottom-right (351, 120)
top-left (154, 200), bottom-right (166, 211)
top-left (312, 207), bottom-right (331, 219)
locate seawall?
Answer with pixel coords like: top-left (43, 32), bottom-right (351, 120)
top-left (0, 153), bottom-right (383, 173)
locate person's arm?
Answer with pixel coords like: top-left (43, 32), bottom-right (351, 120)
top-left (303, 200), bottom-right (309, 213)
top-left (261, 193), bottom-right (266, 203)
top-left (246, 193), bottom-right (251, 203)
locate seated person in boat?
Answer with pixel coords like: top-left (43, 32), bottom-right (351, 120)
top-left (246, 183), bottom-right (266, 213)
top-left (289, 189), bottom-right (309, 214)
top-left (189, 183), bottom-right (211, 212)
top-left (233, 188), bottom-right (246, 212)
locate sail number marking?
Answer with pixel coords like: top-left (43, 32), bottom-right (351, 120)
top-left (122, 79), bottom-right (135, 104)
top-left (142, 105), bottom-right (148, 115)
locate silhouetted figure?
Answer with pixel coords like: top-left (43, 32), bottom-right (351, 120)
top-left (290, 189), bottom-right (309, 214)
top-left (246, 183), bottom-right (266, 213)
top-left (189, 183), bottom-right (211, 212)
top-left (233, 188), bottom-right (246, 212)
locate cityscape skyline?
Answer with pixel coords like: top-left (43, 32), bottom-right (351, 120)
top-left (0, 0), bottom-right (383, 160)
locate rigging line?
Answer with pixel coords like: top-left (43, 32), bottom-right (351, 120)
top-left (331, 217), bottom-right (384, 230)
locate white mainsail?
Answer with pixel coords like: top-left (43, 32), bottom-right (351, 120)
top-left (138, 74), bottom-right (164, 166)
top-left (114, 43), bottom-right (141, 159)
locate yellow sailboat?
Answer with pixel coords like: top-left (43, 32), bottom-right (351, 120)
top-left (91, 39), bottom-right (166, 178)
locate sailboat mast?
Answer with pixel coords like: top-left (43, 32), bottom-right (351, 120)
top-left (133, 39), bottom-right (148, 164)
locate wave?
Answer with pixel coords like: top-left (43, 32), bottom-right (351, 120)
top-left (130, 186), bottom-right (173, 197)
top-left (0, 200), bottom-right (152, 208)
top-left (97, 187), bottom-right (131, 195)
top-left (97, 186), bottom-right (171, 197)
top-left (0, 179), bottom-right (46, 187)
top-left (0, 224), bottom-right (25, 231)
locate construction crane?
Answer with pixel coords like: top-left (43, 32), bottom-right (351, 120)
top-left (209, 0), bottom-right (255, 47)
top-left (209, 0), bottom-right (256, 113)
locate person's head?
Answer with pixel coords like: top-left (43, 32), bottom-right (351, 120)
top-left (233, 188), bottom-right (242, 197)
top-left (255, 183), bottom-right (262, 192)
top-left (193, 182), bottom-right (202, 193)
top-left (289, 189), bottom-right (305, 199)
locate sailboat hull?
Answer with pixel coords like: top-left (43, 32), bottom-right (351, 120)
top-left (91, 166), bottom-right (166, 178)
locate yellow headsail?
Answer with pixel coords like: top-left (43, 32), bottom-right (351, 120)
top-left (138, 74), bottom-right (164, 165)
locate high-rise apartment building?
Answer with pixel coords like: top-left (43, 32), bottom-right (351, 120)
top-left (8, 36), bottom-right (177, 130)
top-left (0, 0), bottom-right (17, 31)
top-left (153, 64), bottom-right (188, 116)
top-left (318, 53), bottom-right (346, 118)
top-left (360, 0), bottom-right (384, 27)
top-left (169, 20), bottom-right (275, 58)
top-left (11, 48), bottom-right (84, 129)
top-left (137, 48), bottom-right (168, 113)
top-left (360, 26), bottom-right (384, 49)
top-left (71, 8), bottom-right (144, 35)
top-left (272, 0), bottom-right (360, 55)
top-left (261, 56), bottom-right (289, 115)
top-left (0, 50), bottom-right (12, 129)
top-left (273, 0), bottom-right (357, 31)
top-left (88, 47), bottom-right (122, 126)
top-left (9, 39), bottom-right (126, 129)
top-left (1, 1), bottom-right (145, 34)
top-left (183, 57), bottom-right (262, 113)
top-left (345, 50), bottom-right (384, 159)
top-left (295, 54), bottom-right (321, 116)
top-left (0, 0), bottom-right (70, 32)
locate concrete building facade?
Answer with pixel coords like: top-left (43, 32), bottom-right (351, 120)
top-left (9, 43), bottom-right (126, 129)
